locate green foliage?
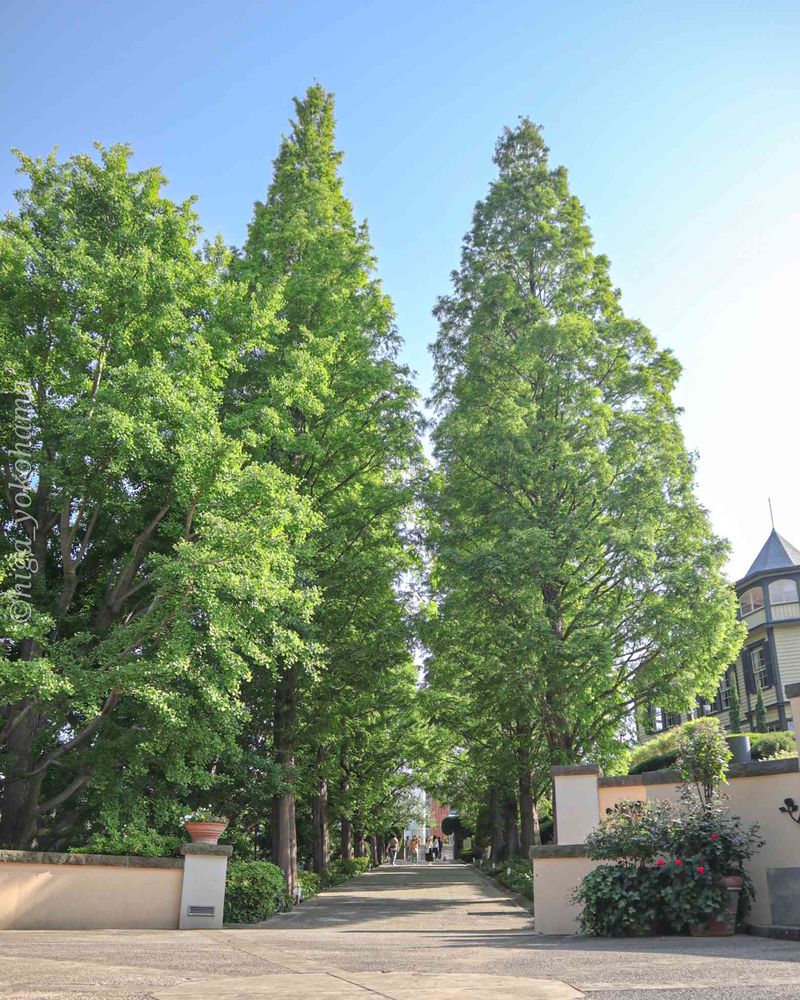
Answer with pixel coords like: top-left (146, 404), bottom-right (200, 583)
top-left (586, 800), bottom-right (675, 868)
top-left (224, 861), bottom-right (292, 923)
top-left (671, 795), bottom-right (763, 884)
top-left (627, 718), bottom-right (723, 775)
top-left (483, 857), bottom-right (533, 899)
top-left (749, 731), bottom-right (796, 760)
top-left (69, 826), bottom-right (181, 858)
top-left (677, 720), bottom-right (732, 805)
top-left (573, 864), bottom-right (661, 936)
top-left (754, 689), bottom-right (768, 733)
top-left (297, 870), bottom-right (321, 899)
top-left (0, 142), bottom-right (316, 849)
top-left (317, 856), bottom-right (371, 888)
top-left (424, 116), bottom-right (744, 853)
top-left (575, 786), bottom-right (763, 935)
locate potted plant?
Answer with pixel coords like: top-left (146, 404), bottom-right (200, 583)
top-left (673, 723), bottom-right (763, 935)
top-left (183, 808), bottom-right (228, 844)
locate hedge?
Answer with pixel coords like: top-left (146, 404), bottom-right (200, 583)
top-left (224, 861), bottom-right (291, 923)
top-left (628, 719), bottom-right (797, 775)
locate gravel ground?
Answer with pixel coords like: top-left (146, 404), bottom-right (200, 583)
top-left (1, 861), bottom-right (798, 998)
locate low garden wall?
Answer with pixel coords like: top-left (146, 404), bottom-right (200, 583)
top-left (532, 684), bottom-right (800, 935)
top-left (0, 843), bottom-right (231, 930)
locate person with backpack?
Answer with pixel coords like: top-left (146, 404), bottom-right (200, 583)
top-left (387, 834), bottom-right (400, 865)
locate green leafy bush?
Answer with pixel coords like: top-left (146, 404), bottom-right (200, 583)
top-left (297, 870), bottom-right (321, 900)
top-left (586, 800), bottom-right (674, 866)
top-left (484, 857), bottom-right (533, 899)
top-left (69, 827), bottom-right (181, 858)
top-left (318, 856), bottom-right (371, 889)
top-left (677, 722), bottom-right (732, 804)
top-left (627, 718), bottom-right (724, 775)
top-left (749, 731), bottom-right (796, 760)
top-left (224, 861), bottom-right (291, 923)
top-left (573, 864), bottom-right (660, 936)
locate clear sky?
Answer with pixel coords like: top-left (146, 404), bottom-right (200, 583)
top-left (2, 1), bottom-right (798, 579)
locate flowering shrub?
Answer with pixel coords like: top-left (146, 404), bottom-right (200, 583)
top-left (585, 800), bottom-right (674, 867)
top-left (574, 792), bottom-right (762, 935)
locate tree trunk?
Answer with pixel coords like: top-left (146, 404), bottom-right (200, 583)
top-left (311, 764), bottom-right (329, 873)
top-left (376, 834), bottom-right (385, 865)
top-left (339, 751), bottom-right (351, 860)
top-left (271, 666), bottom-right (297, 895)
top-left (369, 833), bottom-right (378, 867)
top-left (354, 813), bottom-right (366, 858)
top-left (0, 709), bottom-right (43, 849)
top-left (489, 786), bottom-right (505, 862)
top-left (517, 752), bottom-right (536, 856)
top-left (503, 794), bottom-right (519, 858)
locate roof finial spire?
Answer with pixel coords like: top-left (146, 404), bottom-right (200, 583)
top-left (768, 497), bottom-right (775, 530)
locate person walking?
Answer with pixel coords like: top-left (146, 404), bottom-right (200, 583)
top-left (425, 836), bottom-right (434, 865)
top-left (409, 834), bottom-right (420, 865)
top-left (387, 834), bottom-right (399, 866)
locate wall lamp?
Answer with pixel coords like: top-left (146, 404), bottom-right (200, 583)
top-left (778, 797), bottom-right (800, 825)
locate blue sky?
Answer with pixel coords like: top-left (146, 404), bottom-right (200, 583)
top-left (2, 0), bottom-right (799, 577)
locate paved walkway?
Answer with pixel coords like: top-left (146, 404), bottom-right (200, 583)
top-left (1, 861), bottom-right (799, 998)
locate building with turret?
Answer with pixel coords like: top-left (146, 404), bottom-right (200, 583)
top-left (646, 528), bottom-right (800, 736)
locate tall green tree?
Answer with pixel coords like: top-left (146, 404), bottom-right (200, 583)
top-left (0, 146), bottom-right (315, 849)
top-left (229, 86), bottom-right (422, 890)
top-left (426, 119), bottom-right (744, 854)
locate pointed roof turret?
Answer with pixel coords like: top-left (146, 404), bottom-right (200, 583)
top-left (743, 529), bottom-right (800, 581)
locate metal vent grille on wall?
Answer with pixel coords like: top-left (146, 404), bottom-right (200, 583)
top-left (187, 905), bottom-right (215, 916)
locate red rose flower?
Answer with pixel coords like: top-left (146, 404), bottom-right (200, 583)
top-left (656, 858), bottom-right (665, 867)
top-left (710, 833), bottom-right (718, 841)
top-left (674, 859), bottom-right (682, 866)
top-left (697, 866), bottom-right (705, 874)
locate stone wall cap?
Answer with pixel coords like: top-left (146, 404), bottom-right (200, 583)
top-left (180, 843), bottom-right (233, 857)
top-left (551, 764), bottom-right (603, 777)
top-left (729, 757), bottom-right (798, 778)
top-left (600, 769), bottom-right (681, 787)
top-left (785, 681), bottom-right (800, 699)
top-left (0, 849), bottom-right (183, 869)
top-left (598, 758), bottom-right (798, 788)
top-left (531, 844), bottom-right (588, 859)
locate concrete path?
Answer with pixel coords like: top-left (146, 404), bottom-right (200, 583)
top-left (1, 860), bottom-right (799, 999)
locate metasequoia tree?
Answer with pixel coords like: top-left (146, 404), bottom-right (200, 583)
top-left (230, 86), bottom-right (421, 890)
top-left (0, 145), bottom-right (315, 849)
top-left (426, 119), bottom-right (744, 854)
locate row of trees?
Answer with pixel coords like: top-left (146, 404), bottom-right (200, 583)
top-left (0, 87), bottom-right (427, 891)
top-left (1, 86), bottom-right (744, 882)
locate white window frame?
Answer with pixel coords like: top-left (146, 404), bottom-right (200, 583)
top-left (740, 587), bottom-right (765, 616)
top-left (768, 578), bottom-right (799, 605)
top-left (751, 646), bottom-right (769, 689)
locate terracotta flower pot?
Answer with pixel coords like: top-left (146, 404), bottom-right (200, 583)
top-left (184, 820), bottom-right (228, 845)
top-left (690, 874), bottom-right (742, 937)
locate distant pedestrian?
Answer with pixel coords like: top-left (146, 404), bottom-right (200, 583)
top-left (409, 835), bottom-right (420, 864)
top-left (425, 836), bottom-right (434, 864)
top-left (387, 834), bottom-right (399, 865)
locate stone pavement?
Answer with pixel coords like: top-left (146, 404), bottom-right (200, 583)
top-left (1, 860), bottom-right (799, 999)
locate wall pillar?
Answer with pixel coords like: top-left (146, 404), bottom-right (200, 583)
top-left (178, 844), bottom-right (232, 930)
top-left (786, 682), bottom-right (800, 756)
top-left (551, 764), bottom-right (602, 845)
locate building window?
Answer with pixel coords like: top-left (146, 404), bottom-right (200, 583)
top-left (664, 711), bottom-right (682, 728)
top-left (768, 578), bottom-right (798, 605)
top-left (739, 587), bottom-right (764, 616)
top-left (751, 646), bottom-right (770, 689)
top-left (719, 673), bottom-right (731, 710)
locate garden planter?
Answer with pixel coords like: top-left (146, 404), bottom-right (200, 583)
top-left (690, 875), bottom-right (742, 936)
top-left (725, 734), bottom-right (751, 764)
top-left (184, 820), bottom-right (228, 844)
